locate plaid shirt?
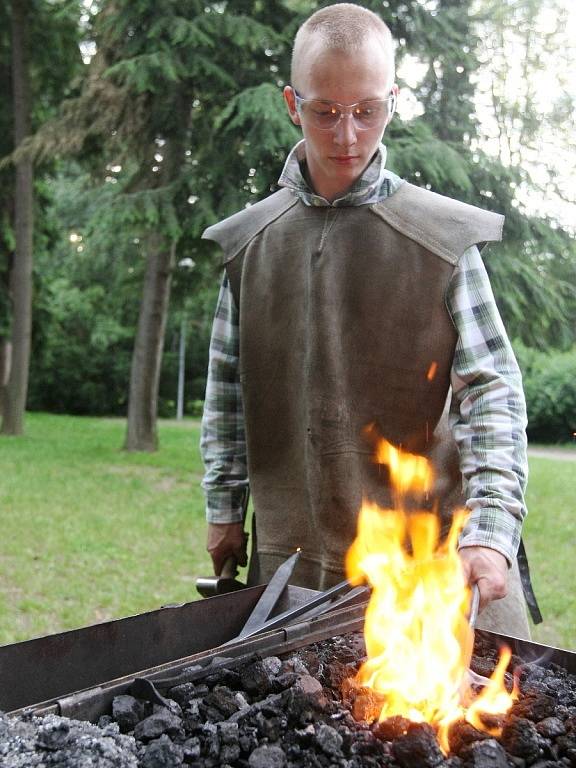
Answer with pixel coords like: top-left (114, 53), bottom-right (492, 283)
top-left (200, 141), bottom-right (528, 564)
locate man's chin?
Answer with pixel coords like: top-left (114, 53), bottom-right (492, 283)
top-left (308, 157), bottom-right (367, 200)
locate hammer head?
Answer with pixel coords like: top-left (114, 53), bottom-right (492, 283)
top-left (196, 574), bottom-right (246, 598)
top-left (196, 556), bottom-right (246, 598)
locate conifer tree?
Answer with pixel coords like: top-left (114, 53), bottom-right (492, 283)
top-left (17, 0), bottom-right (301, 449)
top-left (7, 0), bottom-right (574, 426)
top-left (377, 0), bottom-right (575, 348)
top-left (0, 0), bottom-right (80, 433)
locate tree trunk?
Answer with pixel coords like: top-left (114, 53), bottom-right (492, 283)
top-left (124, 235), bottom-right (176, 451)
top-left (1, 0), bottom-right (34, 436)
top-left (0, 338), bottom-right (13, 419)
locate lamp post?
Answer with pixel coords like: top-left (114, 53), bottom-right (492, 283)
top-left (176, 257), bottom-right (195, 420)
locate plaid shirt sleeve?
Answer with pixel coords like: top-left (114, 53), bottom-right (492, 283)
top-left (200, 274), bottom-right (248, 524)
top-left (448, 245), bottom-right (528, 564)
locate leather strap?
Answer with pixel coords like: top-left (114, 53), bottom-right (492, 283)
top-left (517, 537), bottom-right (543, 624)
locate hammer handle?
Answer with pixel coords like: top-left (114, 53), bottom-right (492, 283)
top-left (220, 555), bottom-right (238, 579)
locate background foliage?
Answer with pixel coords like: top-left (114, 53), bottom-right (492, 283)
top-left (515, 342), bottom-right (576, 443)
top-left (0, 0), bottom-right (574, 434)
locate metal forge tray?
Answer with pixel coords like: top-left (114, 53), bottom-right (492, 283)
top-left (0, 584), bottom-right (316, 716)
top-left (2, 587), bottom-right (575, 725)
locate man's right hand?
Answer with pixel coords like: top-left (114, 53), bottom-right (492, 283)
top-left (207, 522), bottom-right (248, 576)
top-left (459, 545), bottom-right (509, 613)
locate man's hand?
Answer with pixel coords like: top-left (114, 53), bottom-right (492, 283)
top-left (207, 522), bottom-right (248, 576)
top-left (459, 546), bottom-right (509, 613)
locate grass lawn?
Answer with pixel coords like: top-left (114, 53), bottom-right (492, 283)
top-left (0, 413), bottom-right (574, 651)
top-left (523, 456), bottom-right (576, 650)
top-left (0, 413), bottom-right (210, 646)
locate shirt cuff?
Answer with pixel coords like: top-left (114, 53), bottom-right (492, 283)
top-left (458, 506), bottom-right (522, 566)
top-left (205, 488), bottom-right (247, 524)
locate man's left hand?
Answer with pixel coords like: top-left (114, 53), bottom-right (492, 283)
top-left (459, 546), bottom-right (509, 613)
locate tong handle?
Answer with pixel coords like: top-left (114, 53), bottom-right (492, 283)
top-left (469, 583), bottom-right (480, 628)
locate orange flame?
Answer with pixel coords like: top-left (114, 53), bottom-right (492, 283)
top-left (374, 440), bottom-right (433, 497)
top-left (466, 646), bottom-right (518, 734)
top-left (346, 439), bottom-right (516, 753)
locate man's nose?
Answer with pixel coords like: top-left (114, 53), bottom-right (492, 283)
top-left (333, 113), bottom-right (358, 147)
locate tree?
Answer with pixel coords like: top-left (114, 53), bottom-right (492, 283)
top-left (16, 0), bottom-right (300, 449)
top-left (0, 0), bottom-right (82, 431)
top-left (473, 0), bottom-right (576, 348)
top-left (1, 0), bottom-right (34, 435)
top-left (379, 0), bottom-right (576, 349)
top-left (8, 0), bottom-right (574, 427)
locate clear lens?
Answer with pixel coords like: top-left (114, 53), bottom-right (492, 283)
top-left (307, 103), bottom-right (340, 130)
top-left (297, 97), bottom-right (394, 130)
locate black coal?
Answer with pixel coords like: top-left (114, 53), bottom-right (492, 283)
top-left (1, 631), bottom-right (576, 767)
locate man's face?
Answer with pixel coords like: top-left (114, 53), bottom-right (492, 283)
top-left (284, 35), bottom-right (397, 202)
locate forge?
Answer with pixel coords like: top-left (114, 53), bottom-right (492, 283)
top-left (1, 442), bottom-right (572, 766)
top-left (1, 584), bottom-right (575, 767)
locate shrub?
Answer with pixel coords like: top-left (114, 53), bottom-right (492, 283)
top-left (188, 399), bottom-right (204, 417)
top-left (513, 342), bottom-right (576, 443)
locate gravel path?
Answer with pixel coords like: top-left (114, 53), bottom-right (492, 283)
top-left (528, 446), bottom-right (576, 461)
top-left (528, 445), bottom-right (576, 461)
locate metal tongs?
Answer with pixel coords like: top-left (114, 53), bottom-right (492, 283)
top-left (469, 583), bottom-right (480, 628)
top-left (220, 549), bottom-right (368, 646)
top-left (223, 576), bottom-right (367, 646)
top-left (132, 553), bottom-right (366, 706)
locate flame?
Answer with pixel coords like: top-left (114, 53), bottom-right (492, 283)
top-left (345, 439), bottom-right (516, 753)
top-left (374, 440), bottom-right (432, 497)
top-left (466, 646), bottom-right (518, 734)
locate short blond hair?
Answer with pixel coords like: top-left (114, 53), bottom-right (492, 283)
top-left (291, 3), bottom-right (395, 86)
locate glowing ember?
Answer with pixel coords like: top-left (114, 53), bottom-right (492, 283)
top-left (345, 439), bottom-right (516, 752)
top-left (426, 361), bottom-right (438, 381)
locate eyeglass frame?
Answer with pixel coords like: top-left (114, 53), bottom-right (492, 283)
top-left (292, 89), bottom-right (397, 131)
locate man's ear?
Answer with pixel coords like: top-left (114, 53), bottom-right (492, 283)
top-left (283, 85), bottom-right (301, 126)
top-left (387, 83), bottom-right (400, 125)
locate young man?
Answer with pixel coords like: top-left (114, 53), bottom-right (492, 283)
top-left (201, 4), bottom-right (539, 637)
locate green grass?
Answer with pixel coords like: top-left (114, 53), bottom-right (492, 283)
top-left (523, 456), bottom-right (576, 650)
top-left (0, 413), bottom-right (210, 645)
top-left (0, 413), bottom-right (574, 652)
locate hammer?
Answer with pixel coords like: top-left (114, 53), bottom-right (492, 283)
top-left (196, 556), bottom-right (246, 598)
